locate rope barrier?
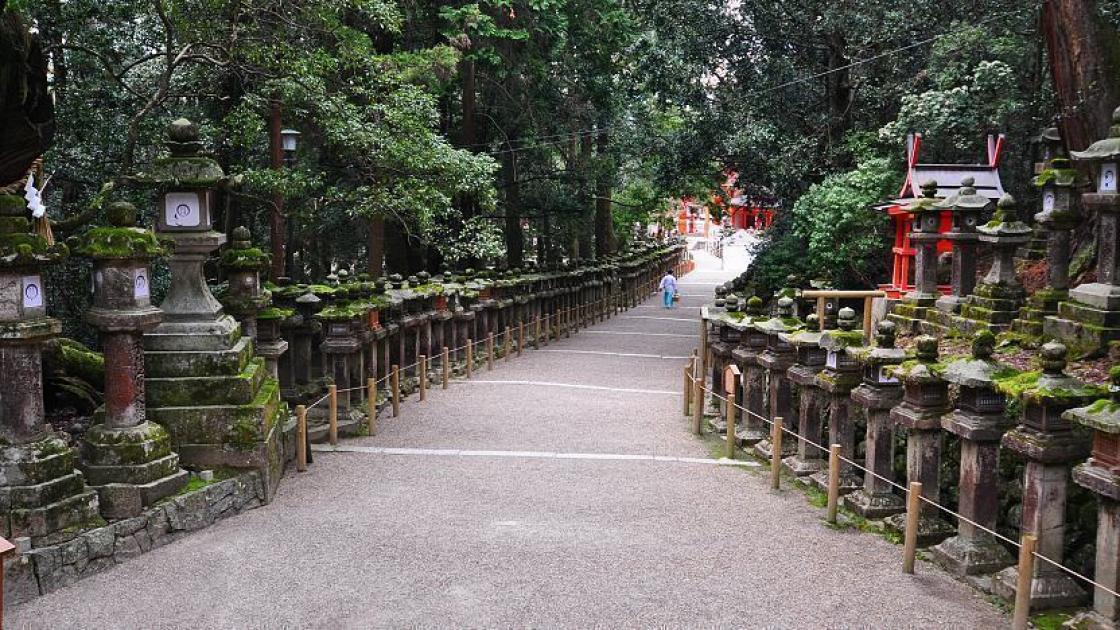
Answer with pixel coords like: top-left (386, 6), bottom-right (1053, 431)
top-left (687, 370), bottom-right (1120, 603)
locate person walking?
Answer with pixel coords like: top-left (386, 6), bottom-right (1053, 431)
top-left (659, 270), bottom-right (677, 309)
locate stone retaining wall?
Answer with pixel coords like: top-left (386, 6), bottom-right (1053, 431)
top-left (5, 472), bottom-right (266, 604)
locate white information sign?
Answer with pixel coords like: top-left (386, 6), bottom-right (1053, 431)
top-left (134, 269), bottom-right (150, 298)
top-left (22, 275), bottom-right (43, 308)
top-left (165, 192), bottom-right (201, 227)
top-left (1100, 163), bottom-right (1117, 193)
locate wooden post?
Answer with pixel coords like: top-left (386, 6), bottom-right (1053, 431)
top-left (296, 405), bottom-right (308, 472)
top-left (391, 364), bottom-right (400, 417)
top-left (534, 316), bottom-right (541, 349)
top-left (726, 390), bottom-right (737, 460)
top-left (367, 378), bottom-right (377, 436)
top-left (487, 333), bottom-right (495, 370)
top-left (466, 340), bottom-right (474, 378)
top-left (505, 326), bottom-right (512, 362)
top-left (863, 296), bottom-right (874, 342)
top-left (692, 378), bottom-right (704, 435)
top-left (1012, 535), bottom-right (1038, 630)
top-left (442, 347), bottom-right (450, 389)
top-left (827, 444), bottom-right (841, 524)
top-left (683, 365), bottom-right (693, 416)
top-left (518, 322), bottom-right (525, 356)
top-left (902, 481), bottom-right (922, 574)
top-left (419, 354), bottom-right (427, 401)
top-left (770, 417), bottom-right (783, 490)
top-left (698, 320), bottom-right (709, 406)
top-left (328, 384), bottom-right (338, 446)
top-left (543, 314), bottom-right (550, 345)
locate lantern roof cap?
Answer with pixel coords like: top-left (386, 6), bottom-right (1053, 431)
top-left (1071, 106), bottom-right (1120, 162)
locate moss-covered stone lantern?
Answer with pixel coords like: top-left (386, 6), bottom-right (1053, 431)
top-left (135, 118), bottom-right (285, 500)
top-left (957, 194), bottom-right (1032, 332)
top-left (810, 307), bottom-right (867, 493)
top-left (1065, 367), bottom-right (1120, 626)
top-left (905, 180), bottom-right (944, 307)
top-left (71, 201), bottom-right (188, 518)
top-left (993, 342), bottom-right (1105, 610)
top-left (781, 319), bottom-right (827, 477)
top-left (0, 189), bottom-right (100, 543)
top-left (931, 331), bottom-right (1016, 576)
top-left (1051, 105), bottom-right (1120, 350)
top-left (732, 296), bottom-right (770, 445)
top-left (753, 296), bottom-right (804, 459)
top-left (844, 320), bottom-right (908, 518)
top-left (884, 335), bottom-right (954, 544)
top-left (934, 177), bottom-right (991, 313)
top-left (219, 226), bottom-right (271, 341)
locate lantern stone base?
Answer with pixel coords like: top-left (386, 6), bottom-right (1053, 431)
top-left (782, 454), bottom-right (823, 477)
top-left (808, 469), bottom-right (862, 495)
top-left (753, 436), bottom-right (797, 460)
top-left (843, 489), bottom-right (905, 519)
top-left (1011, 289), bottom-right (1066, 337)
top-left (951, 284), bottom-right (1025, 334)
top-left (1044, 299), bottom-right (1120, 353)
top-left (0, 437), bottom-right (102, 546)
top-left (80, 422), bottom-right (189, 519)
top-left (883, 512), bottom-right (955, 546)
top-left (991, 566), bottom-right (1087, 611)
top-left (930, 533), bottom-right (1014, 576)
top-left (888, 299), bottom-right (936, 335)
top-left (144, 324), bottom-right (287, 502)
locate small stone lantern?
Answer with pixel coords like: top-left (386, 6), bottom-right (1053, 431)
top-left (993, 342), bottom-right (1103, 610)
top-left (1058, 105), bottom-right (1120, 349)
top-left (844, 320), bottom-right (908, 518)
top-left (753, 296), bottom-right (804, 459)
top-left (932, 331), bottom-right (1015, 576)
top-left (811, 307), bottom-right (867, 493)
top-left (0, 190), bottom-right (100, 542)
top-left (781, 321), bottom-right (827, 477)
top-left (219, 226), bottom-right (271, 341)
top-left (732, 297), bottom-right (770, 445)
top-left (935, 177), bottom-right (991, 313)
top-left (72, 201), bottom-right (188, 518)
top-left (964, 194), bottom-right (1032, 330)
top-left (884, 335), bottom-right (954, 544)
top-left (1065, 368), bottom-right (1120, 627)
top-left (905, 180), bottom-right (944, 306)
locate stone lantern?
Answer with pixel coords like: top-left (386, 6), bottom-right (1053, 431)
top-left (319, 304), bottom-right (362, 417)
top-left (1016, 145), bottom-right (1085, 336)
top-left (0, 190), bottom-right (100, 543)
top-left (732, 296), bottom-right (770, 445)
top-left (907, 181), bottom-right (944, 305)
top-left (844, 320), bottom-right (908, 518)
top-left (959, 194), bottom-right (1032, 332)
top-left (753, 296), bottom-right (804, 459)
top-left (219, 226), bottom-right (271, 341)
top-left (72, 201), bottom-right (188, 518)
top-left (1065, 368), bottom-right (1120, 627)
top-left (137, 118), bottom-right (285, 499)
top-left (1053, 105), bottom-right (1120, 350)
top-left (1021, 125), bottom-right (1065, 261)
top-left (993, 342), bottom-right (1103, 609)
top-left (884, 335), bottom-right (954, 544)
top-left (810, 307), bottom-right (866, 493)
top-left (934, 177), bottom-right (991, 313)
top-left (781, 321), bottom-right (827, 477)
top-left (931, 331), bottom-right (1015, 576)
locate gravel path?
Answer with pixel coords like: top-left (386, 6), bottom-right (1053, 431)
top-left (7, 247), bottom-right (1007, 629)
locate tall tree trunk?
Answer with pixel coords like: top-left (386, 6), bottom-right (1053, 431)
top-left (460, 58), bottom-right (477, 150)
top-left (368, 215), bottom-right (385, 276)
top-left (1042, 0), bottom-right (1120, 150)
top-left (501, 148), bottom-right (524, 267)
top-left (594, 124), bottom-right (615, 258)
top-left (268, 100), bottom-right (287, 280)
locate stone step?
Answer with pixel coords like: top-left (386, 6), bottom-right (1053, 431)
top-left (10, 489), bottom-right (101, 545)
top-left (0, 471), bottom-right (88, 510)
top-left (148, 377), bottom-right (284, 449)
top-left (145, 335), bottom-right (254, 379)
top-left (147, 357), bottom-right (267, 407)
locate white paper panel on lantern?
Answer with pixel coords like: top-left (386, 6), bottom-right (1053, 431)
top-left (825, 350), bottom-right (838, 369)
top-left (134, 269), bottom-right (150, 298)
top-left (22, 276), bottom-right (43, 308)
top-left (1042, 191), bottom-right (1055, 212)
top-left (877, 366), bottom-right (899, 384)
top-left (165, 192), bottom-right (201, 227)
top-left (1101, 163), bottom-right (1118, 193)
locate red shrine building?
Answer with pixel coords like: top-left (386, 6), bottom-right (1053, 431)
top-left (675, 171), bottom-right (777, 235)
top-left (876, 133), bottom-right (1006, 298)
